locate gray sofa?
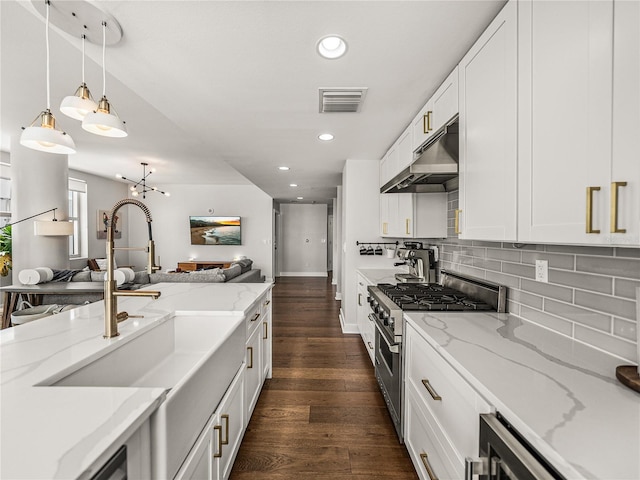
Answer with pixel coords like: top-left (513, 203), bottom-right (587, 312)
top-left (44, 259), bottom-right (263, 305)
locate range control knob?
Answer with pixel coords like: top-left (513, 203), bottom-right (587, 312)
top-left (387, 316), bottom-right (395, 327)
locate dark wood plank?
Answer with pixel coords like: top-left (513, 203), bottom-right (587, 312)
top-left (230, 275), bottom-right (418, 480)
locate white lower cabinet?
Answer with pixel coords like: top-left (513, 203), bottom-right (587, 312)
top-left (356, 273), bottom-right (375, 364)
top-left (245, 313), bottom-right (264, 421)
top-left (404, 321), bottom-right (491, 479)
top-left (261, 291), bottom-right (272, 380)
top-left (175, 366), bottom-right (245, 480)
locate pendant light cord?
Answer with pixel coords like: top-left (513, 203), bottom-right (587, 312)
top-left (101, 21), bottom-right (106, 97)
top-left (81, 34), bottom-right (86, 84)
top-left (45, 0), bottom-right (51, 110)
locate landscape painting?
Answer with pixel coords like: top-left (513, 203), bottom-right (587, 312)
top-left (189, 216), bottom-right (241, 245)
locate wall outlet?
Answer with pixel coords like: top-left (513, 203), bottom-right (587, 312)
top-left (535, 260), bottom-right (549, 283)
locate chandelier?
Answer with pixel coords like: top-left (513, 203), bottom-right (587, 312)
top-left (116, 162), bottom-right (170, 199)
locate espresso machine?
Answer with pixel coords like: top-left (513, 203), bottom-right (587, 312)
top-left (394, 243), bottom-right (437, 283)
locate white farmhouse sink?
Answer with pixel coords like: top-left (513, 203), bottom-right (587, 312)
top-left (47, 314), bottom-right (246, 479)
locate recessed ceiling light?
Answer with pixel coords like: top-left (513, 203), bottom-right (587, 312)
top-left (318, 133), bottom-right (334, 141)
top-left (297, 196), bottom-right (304, 200)
top-left (278, 166), bottom-right (290, 171)
top-left (289, 183), bottom-right (298, 187)
top-left (317, 35), bottom-right (347, 59)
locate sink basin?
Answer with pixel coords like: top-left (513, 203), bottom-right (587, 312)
top-left (47, 314), bottom-right (246, 479)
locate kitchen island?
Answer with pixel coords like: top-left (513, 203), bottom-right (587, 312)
top-left (405, 310), bottom-right (639, 479)
top-left (0, 281), bottom-right (272, 480)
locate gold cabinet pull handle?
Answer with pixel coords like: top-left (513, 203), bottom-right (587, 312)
top-left (247, 346), bottom-right (253, 368)
top-left (586, 186), bottom-right (601, 233)
top-left (263, 321), bottom-right (268, 340)
top-left (251, 312), bottom-right (260, 322)
top-left (454, 209), bottom-right (462, 235)
top-left (264, 299), bottom-right (271, 306)
top-left (367, 341), bottom-right (373, 350)
top-left (221, 414), bottom-right (229, 445)
top-left (405, 218), bottom-right (410, 235)
top-left (423, 111), bottom-right (433, 133)
top-left (213, 425), bottom-right (223, 458)
top-left (611, 181), bottom-right (627, 233)
top-left (358, 293), bottom-right (362, 306)
top-left (382, 222), bottom-right (388, 235)
top-left (420, 453), bottom-right (439, 480)
top-left (422, 379), bottom-right (442, 401)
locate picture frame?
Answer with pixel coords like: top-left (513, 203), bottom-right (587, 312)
top-left (97, 209), bottom-right (122, 239)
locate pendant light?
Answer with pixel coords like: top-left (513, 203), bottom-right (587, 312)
top-left (20, 0), bottom-right (76, 155)
top-left (82, 21), bottom-right (127, 137)
top-left (60, 34), bottom-right (98, 120)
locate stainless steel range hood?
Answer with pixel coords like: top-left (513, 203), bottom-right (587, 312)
top-left (381, 117), bottom-right (459, 194)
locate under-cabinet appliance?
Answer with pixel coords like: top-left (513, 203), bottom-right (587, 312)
top-left (367, 271), bottom-right (506, 441)
top-left (380, 117), bottom-right (459, 194)
top-left (465, 412), bottom-right (565, 479)
top-left (394, 246), bottom-right (437, 284)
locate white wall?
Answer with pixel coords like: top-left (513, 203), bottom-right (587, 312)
top-left (334, 188), bottom-right (343, 298)
top-left (68, 169), bottom-right (130, 269)
top-left (279, 203), bottom-right (327, 276)
top-left (340, 159), bottom-right (398, 333)
top-left (127, 184), bottom-right (273, 280)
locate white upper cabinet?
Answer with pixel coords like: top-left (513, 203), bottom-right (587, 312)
top-left (411, 67), bottom-right (459, 152)
top-left (610, 0), bottom-right (639, 245)
top-left (458, 0), bottom-right (518, 241)
top-left (518, 0), bottom-right (614, 245)
top-left (397, 126), bottom-right (413, 172)
top-left (380, 193), bottom-right (447, 239)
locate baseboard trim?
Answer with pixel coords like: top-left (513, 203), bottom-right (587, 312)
top-left (339, 308), bottom-right (359, 334)
top-left (279, 272), bottom-right (328, 277)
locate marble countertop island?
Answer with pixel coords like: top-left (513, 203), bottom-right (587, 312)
top-left (0, 282), bottom-right (272, 480)
top-left (405, 311), bottom-right (639, 480)
top-left (357, 267), bottom-right (408, 285)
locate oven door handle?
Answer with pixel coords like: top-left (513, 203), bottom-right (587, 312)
top-left (374, 317), bottom-right (400, 354)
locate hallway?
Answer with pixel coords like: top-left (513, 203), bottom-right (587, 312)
top-left (231, 276), bottom-right (418, 479)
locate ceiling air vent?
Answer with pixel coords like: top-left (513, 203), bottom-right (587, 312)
top-left (319, 88), bottom-right (368, 113)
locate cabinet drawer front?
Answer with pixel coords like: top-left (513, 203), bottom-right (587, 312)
top-left (405, 323), bottom-right (489, 457)
top-left (245, 301), bottom-right (263, 337)
top-left (405, 384), bottom-right (462, 480)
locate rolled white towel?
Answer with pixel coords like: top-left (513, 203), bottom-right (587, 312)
top-left (19, 268), bottom-right (49, 285)
top-left (38, 267), bottom-right (54, 282)
top-left (117, 267), bottom-right (135, 283)
top-left (104, 269), bottom-right (127, 286)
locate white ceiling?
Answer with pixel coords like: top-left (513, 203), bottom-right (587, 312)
top-left (1, 0), bottom-right (506, 204)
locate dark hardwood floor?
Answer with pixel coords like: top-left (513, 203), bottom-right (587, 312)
top-left (230, 276), bottom-right (418, 480)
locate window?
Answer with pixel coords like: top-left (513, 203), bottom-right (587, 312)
top-left (68, 178), bottom-right (87, 258)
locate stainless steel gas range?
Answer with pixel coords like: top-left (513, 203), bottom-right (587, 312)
top-left (367, 270), bottom-right (507, 442)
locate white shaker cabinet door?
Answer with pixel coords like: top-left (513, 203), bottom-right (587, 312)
top-left (610, 0), bottom-right (640, 246)
top-left (458, 0), bottom-right (518, 241)
top-left (518, 0), bottom-right (613, 244)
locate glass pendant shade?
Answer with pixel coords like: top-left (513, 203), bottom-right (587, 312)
top-left (20, 110), bottom-right (76, 155)
top-left (82, 96), bottom-right (127, 137)
top-left (60, 83), bottom-right (98, 120)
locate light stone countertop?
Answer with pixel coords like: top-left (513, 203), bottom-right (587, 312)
top-left (357, 267), bottom-right (408, 286)
top-left (405, 311), bottom-right (639, 480)
top-left (0, 281), bottom-right (273, 480)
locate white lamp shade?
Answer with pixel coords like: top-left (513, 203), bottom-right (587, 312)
top-left (33, 220), bottom-right (74, 236)
top-left (60, 94), bottom-right (98, 120)
top-left (20, 126), bottom-right (76, 154)
top-left (82, 110), bottom-right (127, 137)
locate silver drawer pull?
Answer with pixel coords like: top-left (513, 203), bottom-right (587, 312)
top-left (420, 453), bottom-right (438, 480)
top-left (421, 379), bottom-right (442, 401)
